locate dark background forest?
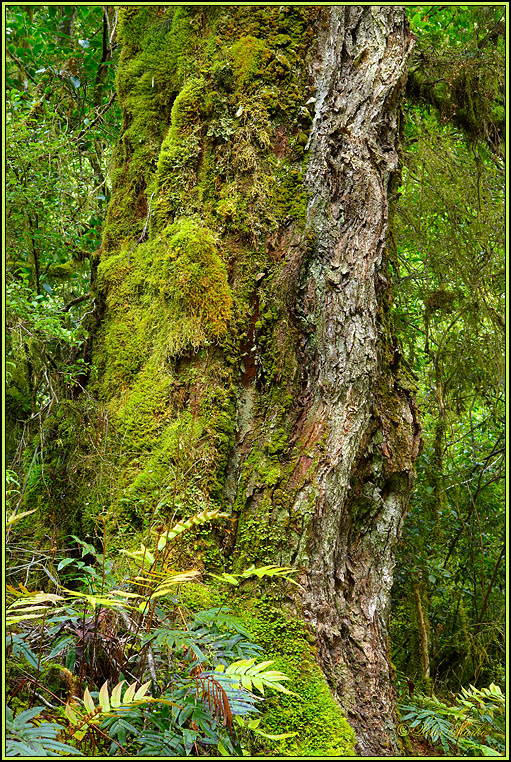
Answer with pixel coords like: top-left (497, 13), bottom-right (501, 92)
top-left (5, 4), bottom-right (505, 758)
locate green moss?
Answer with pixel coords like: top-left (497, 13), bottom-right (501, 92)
top-left (47, 261), bottom-right (77, 279)
top-left (178, 581), bottom-right (219, 611)
top-left (102, 7), bottom-right (201, 252)
top-left (112, 361), bottom-right (173, 451)
top-left (155, 218), bottom-right (232, 355)
top-left (96, 218), bottom-right (232, 379)
top-left (171, 77), bottom-right (206, 133)
top-left (272, 165), bottom-right (308, 225)
top-left (235, 599), bottom-right (356, 756)
top-left (229, 36), bottom-right (270, 92)
top-left (29, 3), bottom-right (321, 575)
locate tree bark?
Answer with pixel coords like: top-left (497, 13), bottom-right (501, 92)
top-left (292, 7), bottom-right (419, 752)
top-left (87, 5), bottom-right (419, 755)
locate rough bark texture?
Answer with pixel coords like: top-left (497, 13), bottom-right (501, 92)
top-left (297, 7), bottom-right (420, 753)
top-left (226, 6), bottom-right (419, 753)
top-left (40, 5), bottom-right (420, 755)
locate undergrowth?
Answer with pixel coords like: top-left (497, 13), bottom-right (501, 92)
top-left (5, 508), bottom-right (300, 757)
top-left (397, 686), bottom-right (505, 757)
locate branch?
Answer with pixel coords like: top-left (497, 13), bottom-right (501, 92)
top-left (473, 539), bottom-right (505, 636)
top-left (62, 292), bottom-right (91, 312)
top-left (77, 91), bottom-right (117, 142)
top-left (6, 47), bottom-right (37, 85)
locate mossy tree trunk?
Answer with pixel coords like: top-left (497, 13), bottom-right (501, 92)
top-left (81, 5), bottom-right (419, 754)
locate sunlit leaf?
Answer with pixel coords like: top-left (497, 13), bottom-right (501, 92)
top-left (98, 681), bottom-right (110, 712)
top-left (83, 687), bottom-right (95, 714)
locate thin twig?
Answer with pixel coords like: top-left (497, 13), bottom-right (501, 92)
top-left (126, 192), bottom-right (156, 263)
top-left (76, 91), bottom-right (117, 142)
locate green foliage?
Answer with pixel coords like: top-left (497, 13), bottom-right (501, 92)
top-left (406, 6), bottom-right (505, 151)
top-left (210, 564), bottom-right (299, 587)
top-left (6, 4), bottom-right (505, 757)
top-left (6, 590), bottom-right (65, 626)
top-left (391, 6), bottom-right (504, 699)
top-left (218, 657), bottom-right (299, 697)
top-left (5, 4), bottom-right (120, 487)
top-left (5, 508), bottom-right (306, 756)
top-left (64, 680), bottom-right (154, 743)
top-left (6, 279), bottom-right (89, 392)
top-left (399, 683), bottom-right (505, 756)
top-left (6, 706), bottom-right (82, 757)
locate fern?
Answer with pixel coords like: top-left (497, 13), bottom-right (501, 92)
top-left (134, 569), bottom-right (202, 604)
top-left (194, 672), bottom-right (234, 733)
top-left (117, 542), bottom-right (156, 567)
top-left (219, 657), bottom-right (299, 697)
top-left (6, 591), bottom-right (65, 626)
top-left (6, 706), bottom-right (82, 757)
top-left (455, 683), bottom-right (505, 725)
top-left (210, 564), bottom-right (299, 587)
top-left (65, 679), bottom-right (155, 741)
top-left (6, 586), bottom-right (136, 628)
top-left (399, 684), bottom-right (506, 756)
top-left (6, 507), bottom-right (38, 528)
top-left (401, 703), bottom-right (456, 753)
top-left (190, 672), bottom-right (261, 717)
top-left (7, 632), bottom-right (40, 668)
top-left (141, 608), bottom-right (262, 667)
top-left (191, 607), bottom-right (254, 636)
top-left (233, 715), bottom-right (298, 742)
top-left (154, 509), bottom-right (229, 551)
top-left (6, 518), bottom-right (299, 758)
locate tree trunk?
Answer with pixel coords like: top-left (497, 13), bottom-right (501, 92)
top-left (293, 7), bottom-right (419, 753)
top-left (82, 5), bottom-right (419, 755)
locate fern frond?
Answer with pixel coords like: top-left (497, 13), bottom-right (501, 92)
top-left (240, 564), bottom-right (299, 582)
top-left (59, 588), bottom-right (136, 611)
top-left (66, 679), bottom-right (154, 740)
top-left (155, 509), bottom-right (229, 551)
top-left (209, 564), bottom-right (300, 587)
top-left (6, 705), bottom-right (82, 757)
top-left (66, 678), bottom-right (183, 742)
top-left (220, 658), bottom-right (299, 697)
top-left (195, 672), bottom-right (233, 734)
top-left (234, 716), bottom-right (298, 741)
top-left (6, 592), bottom-right (65, 626)
top-left (150, 569), bottom-right (202, 599)
top-left (6, 507), bottom-right (38, 527)
top-left (120, 543), bottom-right (155, 567)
